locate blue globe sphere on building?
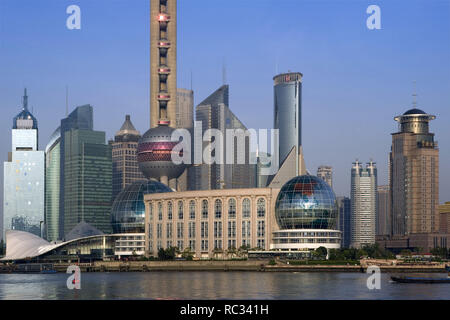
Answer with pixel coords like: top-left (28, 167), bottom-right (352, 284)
top-left (275, 175), bottom-right (338, 230)
top-left (111, 180), bottom-right (173, 233)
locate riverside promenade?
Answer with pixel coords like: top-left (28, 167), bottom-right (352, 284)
top-left (43, 259), bottom-right (447, 273)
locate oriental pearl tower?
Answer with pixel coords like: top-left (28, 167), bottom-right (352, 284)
top-left (138, 0), bottom-right (186, 187)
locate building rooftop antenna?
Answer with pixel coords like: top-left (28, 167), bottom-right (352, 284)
top-left (23, 88), bottom-right (28, 110)
top-left (222, 58), bottom-right (227, 85)
top-left (412, 80), bottom-right (417, 108)
top-left (66, 86), bottom-right (69, 117)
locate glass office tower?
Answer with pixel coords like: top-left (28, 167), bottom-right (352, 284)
top-left (45, 127), bottom-right (61, 241)
top-left (58, 105), bottom-right (112, 239)
top-left (3, 89), bottom-right (45, 239)
top-left (337, 196), bottom-right (351, 248)
top-left (273, 73), bottom-right (302, 169)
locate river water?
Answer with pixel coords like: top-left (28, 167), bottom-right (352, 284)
top-left (0, 272), bottom-right (448, 300)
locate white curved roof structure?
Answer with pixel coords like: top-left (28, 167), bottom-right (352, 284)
top-left (1, 230), bottom-right (61, 261)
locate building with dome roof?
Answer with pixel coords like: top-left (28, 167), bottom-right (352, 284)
top-left (391, 107), bottom-right (439, 236)
top-left (271, 175), bottom-right (341, 252)
top-left (143, 174), bottom-right (340, 260)
top-left (377, 107), bottom-right (450, 252)
top-left (110, 115), bottom-right (146, 199)
top-left (112, 179), bottom-right (172, 234)
top-left (3, 89), bottom-right (45, 240)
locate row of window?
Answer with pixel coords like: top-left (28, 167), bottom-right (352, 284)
top-left (273, 238), bottom-right (340, 244)
top-left (150, 198), bottom-right (266, 221)
top-left (149, 239), bottom-right (266, 252)
top-left (149, 221), bottom-right (266, 239)
top-left (111, 143), bottom-right (138, 150)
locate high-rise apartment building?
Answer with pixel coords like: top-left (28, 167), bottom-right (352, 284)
top-left (45, 127), bottom-right (61, 241)
top-left (57, 105), bottom-right (112, 239)
top-left (377, 185), bottom-right (390, 236)
top-left (317, 165), bottom-right (333, 189)
top-left (390, 108), bottom-right (439, 235)
top-left (3, 89), bottom-right (45, 239)
top-left (150, 0), bottom-right (177, 128)
top-left (350, 160), bottom-right (377, 248)
top-left (193, 85), bottom-right (255, 190)
top-left (110, 115), bottom-right (145, 200)
top-left (337, 196), bottom-right (351, 248)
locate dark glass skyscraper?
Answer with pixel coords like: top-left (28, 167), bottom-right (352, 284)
top-left (45, 127), bottom-right (61, 241)
top-left (58, 105), bottom-right (112, 239)
top-left (337, 196), bottom-right (351, 248)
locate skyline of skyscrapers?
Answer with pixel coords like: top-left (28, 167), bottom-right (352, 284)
top-left (0, 0), bottom-right (448, 260)
top-left (350, 160), bottom-right (377, 248)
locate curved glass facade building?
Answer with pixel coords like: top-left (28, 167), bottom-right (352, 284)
top-left (275, 175), bottom-right (337, 230)
top-left (273, 73), bottom-right (302, 166)
top-left (272, 175), bottom-right (341, 250)
top-left (111, 180), bottom-right (172, 233)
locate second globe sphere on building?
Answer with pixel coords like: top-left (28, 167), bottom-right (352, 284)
top-left (111, 180), bottom-right (173, 233)
top-left (275, 175), bottom-right (338, 230)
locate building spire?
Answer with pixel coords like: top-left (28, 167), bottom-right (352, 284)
top-left (412, 80), bottom-right (417, 108)
top-left (222, 58), bottom-right (227, 85)
top-left (23, 88), bottom-right (28, 110)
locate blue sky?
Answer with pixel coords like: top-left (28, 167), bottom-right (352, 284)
top-left (0, 0), bottom-right (449, 201)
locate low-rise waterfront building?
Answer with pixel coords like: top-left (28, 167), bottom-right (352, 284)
top-left (144, 188), bottom-right (278, 259)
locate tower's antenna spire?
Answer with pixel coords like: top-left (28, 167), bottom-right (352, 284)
top-left (66, 86), bottom-right (69, 116)
top-left (275, 56), bottom-right (279, 75)
top-left (190, 69), bottom-right (193, 91)
top-left (412, 80), bottom-right (417, 108)
top-left (222, 58), bottom-right (227, 85)
top-left (23, 88), bottom-right (28, 110)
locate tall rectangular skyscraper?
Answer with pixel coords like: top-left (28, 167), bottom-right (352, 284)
top-left (317, 165), bottom-right (333, 189)
top-left (376, 185), bottom-right (390, 236)
top-left (337, 196), bottom-right (351, 248)
top-left (45, 127), bottom-right (61, 241)
top-left (193, 85), bottom-right (255, 190)
top-left (350, 160), bottom-right (377, 248)
top-left (3, 90), bottom-right (44, 239)
top-left (176, 88), bottom-right (194, 191)
top-left (176, 88), bottom-right (194, 130)
top-left (57, 105), bottom-right (112, 239)
top-left (390, 108), bottom-right (439, 235)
